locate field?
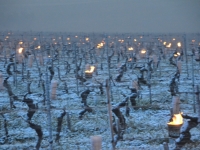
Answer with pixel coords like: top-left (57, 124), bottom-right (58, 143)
top-left (0, 32), bottom-right (200, 150)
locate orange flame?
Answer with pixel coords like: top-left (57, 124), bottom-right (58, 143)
top-left (128, 47), bottom-right (134, 51)
top-left (85, 66), bottom-right (95, 73)
top-left (128, 58), bottom-right (132, 61)
top-left (167, 113), bottom-right (183, 125)
top-left (18, 48), bottom-right (23, 54)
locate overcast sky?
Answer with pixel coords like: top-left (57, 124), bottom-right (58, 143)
top-left (0, 0), bottom-right (200, 33)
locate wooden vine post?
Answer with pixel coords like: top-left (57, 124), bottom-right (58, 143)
top-left (195, 85), bottom-right (200, 123)
top-left (105, 79), bottom-right (115, 150)
top-left (191, 54), bottom-right (196, 113)
top-left (45, 70), bottom-right (53, 150)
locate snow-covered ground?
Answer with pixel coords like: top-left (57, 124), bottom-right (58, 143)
top-left (0, 33), bottom-right (200, 150)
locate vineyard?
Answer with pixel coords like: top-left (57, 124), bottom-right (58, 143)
top-left (0, 32), bottom-right (200, 150)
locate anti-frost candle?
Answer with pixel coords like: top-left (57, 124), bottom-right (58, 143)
top-left (51, 80), bottom-right (58, 100)
top-left (17, 47), bottom-right (24, 63)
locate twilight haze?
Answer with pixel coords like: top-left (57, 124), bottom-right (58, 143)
top-left (0, 0), bottom-right (200, 33)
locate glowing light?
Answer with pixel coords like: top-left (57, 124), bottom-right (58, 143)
top-left (192, 40), bottom-right (195, 43)
top-left (67, 38), bottom-right (70, 40)
top-left (6, 36), bottom-right (9, 39)
top-left (97, 42), bottom-right (104, 49)
top-left (128, 47), bottom-right (134, 51)
top-left (140, 36), bottom-right (143, 38)
top-left (173, 38), bottom-right (176, 41)
top-left (166, 43), bottom-right (171, 48)
top-left (118, 39), bottom-right (124, 43)
top-left (128, 58), bottom-right (132, 62)
top-left (85, 66), bottom-right (95, 73)
top-left (174, 52), bottom-right (180, 57)
top-left (163, 42), bottom-right (166, 45)
top-left (19, 41), bottom-right (23, 45)
top-left (85, 37), bottom-right (89, 41)
top-left (34, 38), bottom-right (37, 40)
top-left (177, 42), bottom-right (181, 47)
top-left (75, 35), bottom-right (78, 38)
top-left (167, 113), bottom-right (183, 125)
top-left (18, 48), bottom-right (23, 54)
top-left (37, 46), bottom-right (41, 49)
top-left (141, 49), bottom-right (146, 54)
top-left (134, 39), bottom-right (137, 42)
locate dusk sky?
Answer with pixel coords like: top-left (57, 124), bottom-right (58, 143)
top-left (0, 0), bottom-right (200, 33)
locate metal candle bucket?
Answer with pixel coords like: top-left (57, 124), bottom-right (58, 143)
top-left (85, 72), bottom-right (93, 78)
top-left (167, 123), bottom-right (183, 138)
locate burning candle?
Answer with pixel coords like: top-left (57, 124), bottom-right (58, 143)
top-left (85, 65), bottom-right (95, 78)
top-left (167, 112), bottom-right (183, 138)
top-left (140, 49), bottom-right (146, 58)
top-left (17, 47), bottom-right (24, 63)
top-left (51, 80), bottom-right (57, 100)
top-left (90, 135), bottom-right (102, 150)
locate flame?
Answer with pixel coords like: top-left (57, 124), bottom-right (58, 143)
top-left (67, 38), bottom-right (70, 40)
top-left (134, 39), bottom-right (137, 42)
top-left (167, 113), bottom-right (183, 125)
top-left (18, 48), bottom-right (23, 54)
top-left (85, 37), bottom-right (89, 41)
top-left (128, 47), bottom-right (134, 50)
top-left (177, 42), bottom-right (181, 47)
top-left (166, 43), bottom-right (171, 48)
top-left (174, 52), bottom-right (180, 57)
top-left (128, 58), bottom-right (132, 61)
top-left (163, 42), bottom-right (166, 45)
top-left (173, 38), bottom-right (176, 41)
top-left (174, 54), bottom-right (178, 57)
top-left (34, 38), bottom-right (37, 40)
top-left (37, 45), bottom-right (41, 49)
top-left (19, 41), bottom-right (23, 45)
top-left (97, 42), bottom-right (104, 49)
top-left (141, 49), bottom-right (146, 54)
top-left (85, 66), bottom-right (95, 73)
